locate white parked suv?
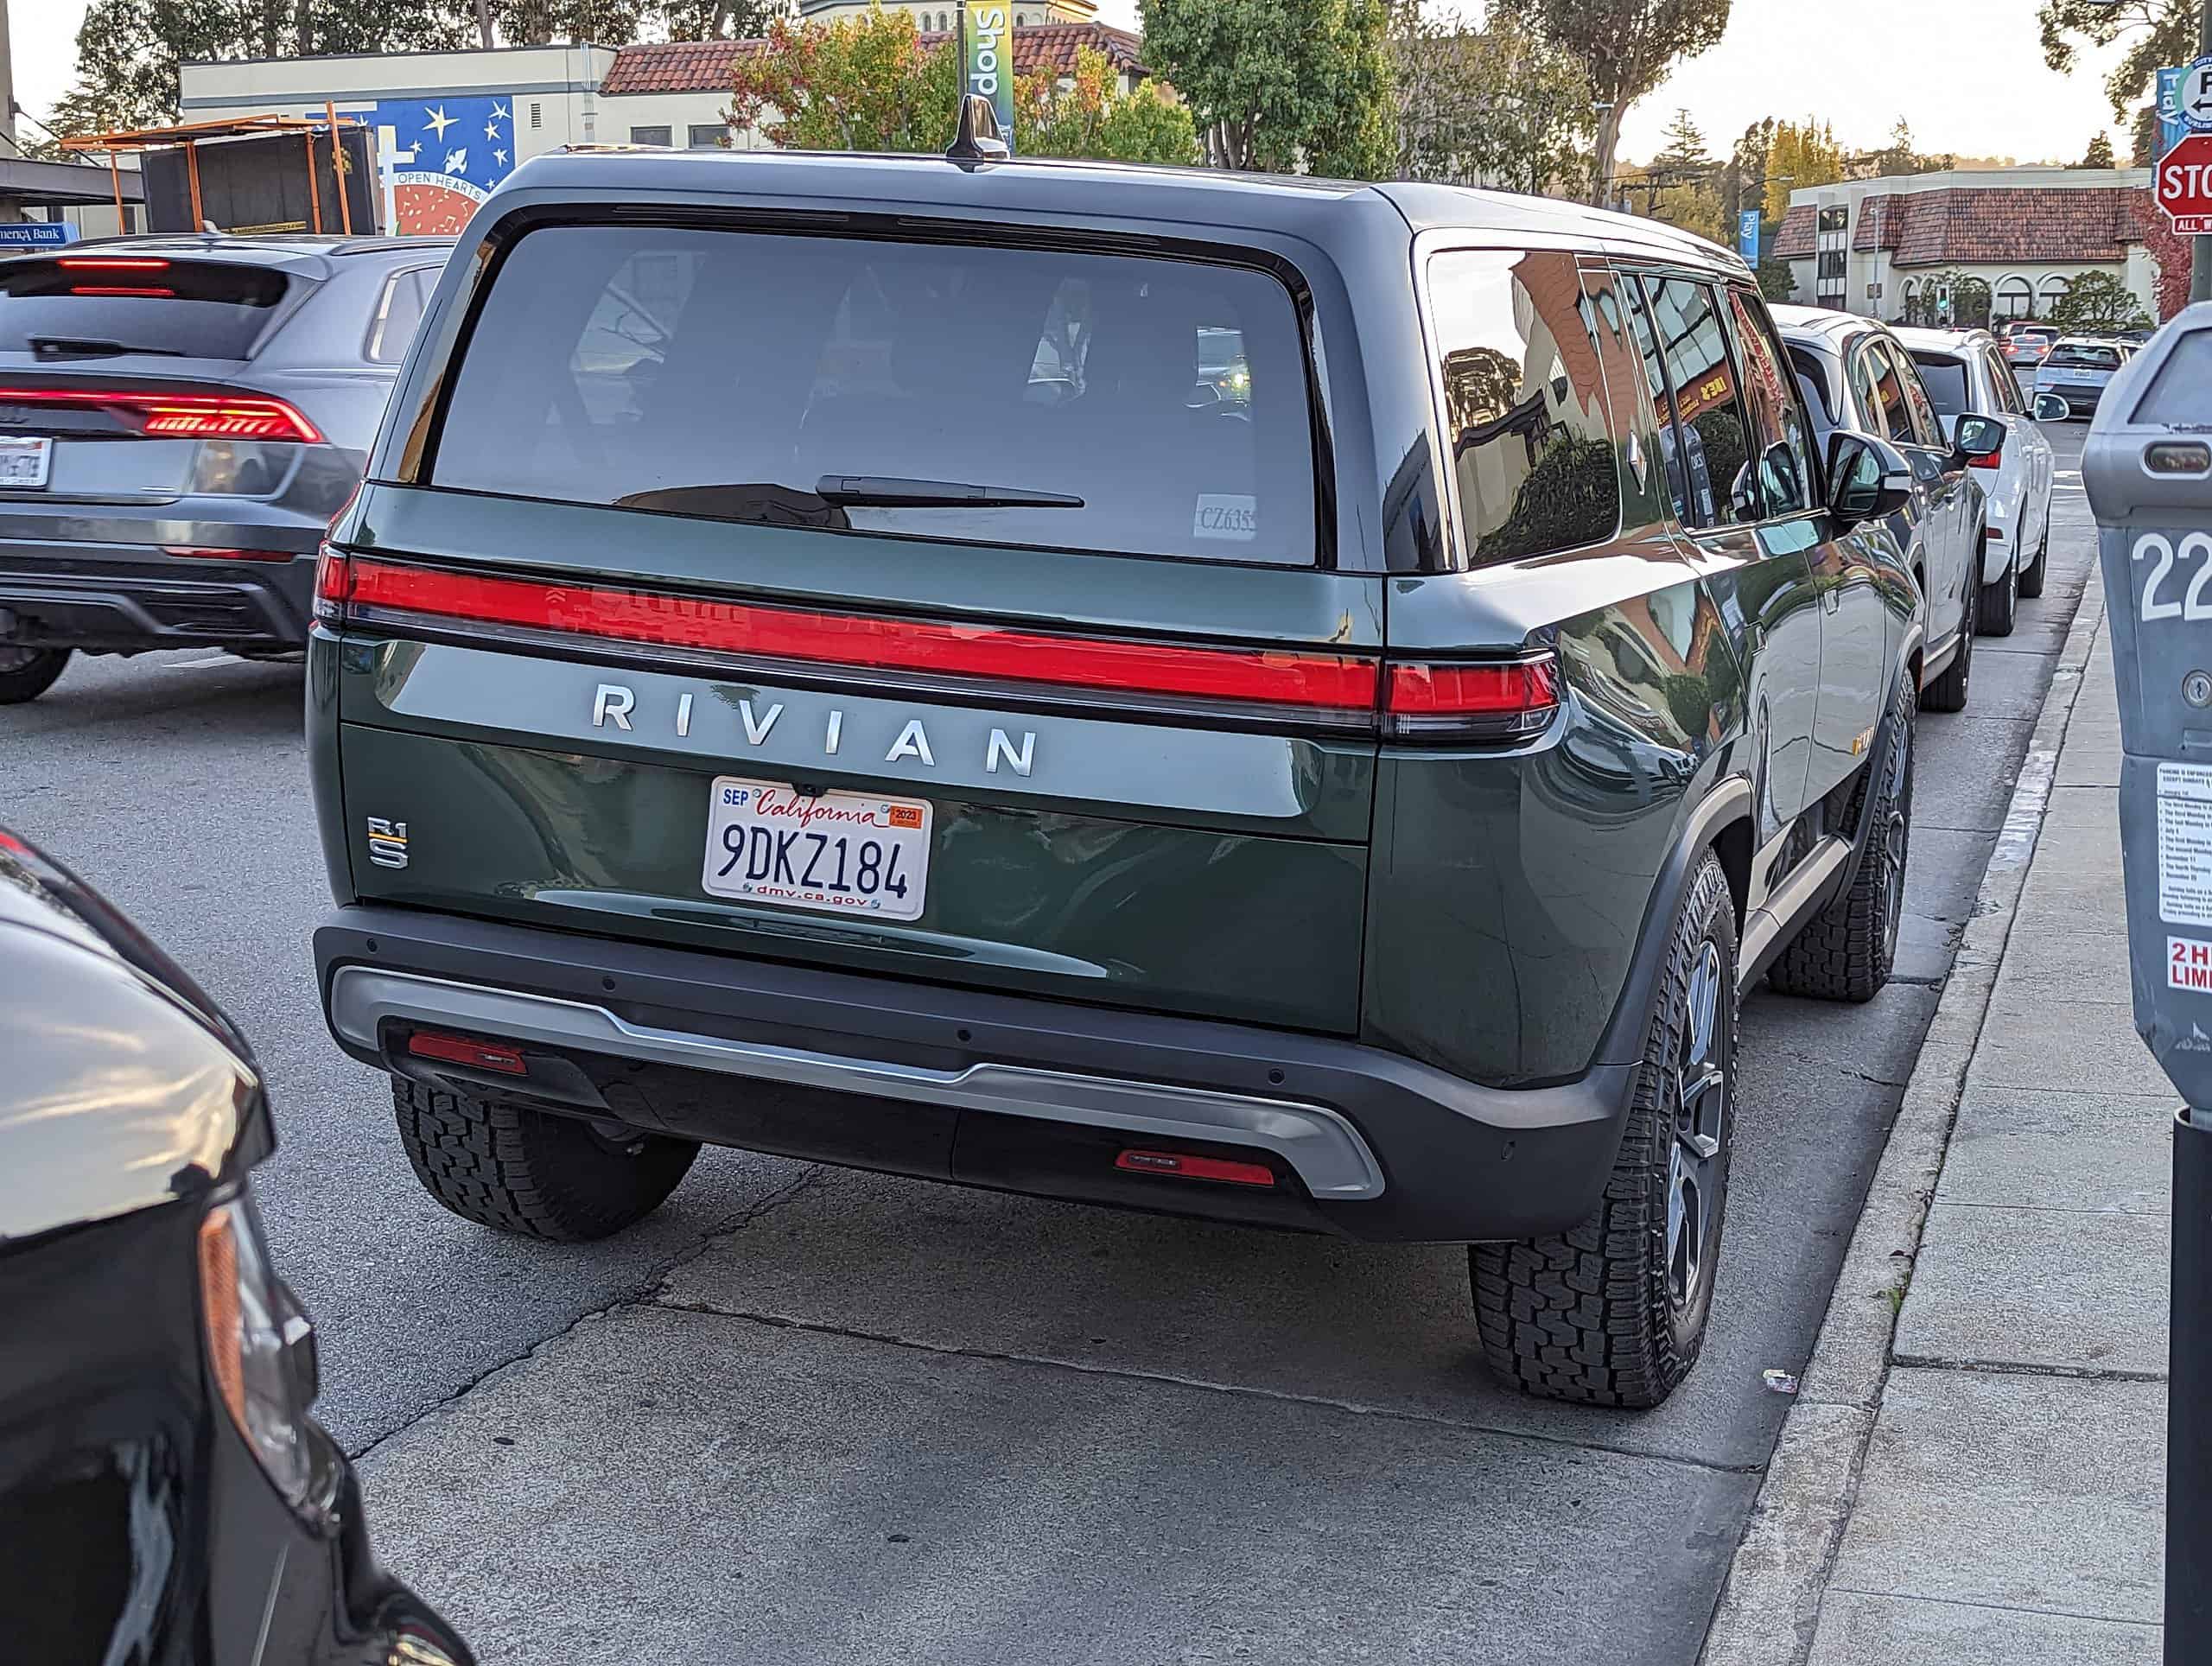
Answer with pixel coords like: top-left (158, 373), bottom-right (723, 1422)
top-left (1895, 325), bottom-right (2056, 612)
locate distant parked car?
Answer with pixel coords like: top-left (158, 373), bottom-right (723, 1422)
top-left (1997, 321), bottom-right (2056, 369)
top-left (1894, 323), bottom-right (2057, 610)
top-left (1775, 303), bottom-right (2005, 705)
top-left (0, 233), bottom-right (454, 703)
top-left (0, 829), bottom-right (474, 1666)
top-left (2033, 335), bottom-right (2135, 420)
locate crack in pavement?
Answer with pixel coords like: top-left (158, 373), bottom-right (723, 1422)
top-left (1888, 1353), bottom-right (2167, 1385)
top-left (343, 1165), bottom-right (823, 1465)
top-left (643, 1294), bottom-right (1768, 1477)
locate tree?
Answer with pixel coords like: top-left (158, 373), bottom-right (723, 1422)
top-left (729, 9), bottom-right (961, 152)
top-left (1654, 107), bottom-right (1708, 169)
top-left (1764, 117), bottom-right (1844, 220)
top-left (2039, 0), bottom-right (2196, 137)
top-left (1141, 0), bottom-right (1395, 177)
top-left (1874, 117), bottom-right (1951, 177)
top-left (664, 0), bottom-right (791, 39)
top-left (2046, 270), bottom-right (2154, 333)
top-left (1753, 258), bottom-right (1795, 302)
top-left (1017, 45), bottom-right (1202, 165)
top-left (1389, 3), bottom-right (1592, 191)
top-left (2141, 207), bottom-right (2194, 321)
top-left (2078, 130), bottom-right (2116, 169)
top-left (730, 12), bottom-right (1199, 164)
top-left (1496, 0), bottom-right (1732, 207)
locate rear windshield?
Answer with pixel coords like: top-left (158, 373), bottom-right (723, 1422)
top-left (1908, 352), bottom-right (1969, 415)
top-left (0, 256), bottom-right (290, 359)
top-left (2133, 329), bottom-right (2212, 426)
top-left (2047, 344), bottom-right (2121, 370)
top-left (431, 225), bottom-right (1319, 565)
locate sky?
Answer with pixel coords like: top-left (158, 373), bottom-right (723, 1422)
top-left (10, 0), bottom-right (2144, 167)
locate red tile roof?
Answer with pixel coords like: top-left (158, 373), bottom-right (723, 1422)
top-left (1891, 186), bottom-right (2144, 265)
top-left (1851, 194), bottom-right (1901, 252)
top-left (1773, 203), bottom-right (1815, 258)
top-left (601, 22), bottom-right (1147, 97)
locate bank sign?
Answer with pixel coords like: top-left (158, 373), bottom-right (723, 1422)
top-left (962, 2), bottom-right (1016, 152)
top-left (371, 95), bottom-right (520, 236)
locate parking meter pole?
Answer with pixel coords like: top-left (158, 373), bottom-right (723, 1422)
top-left (2176, 1109), bottom-right (2212, 1661)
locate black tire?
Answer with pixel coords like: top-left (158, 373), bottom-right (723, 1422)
top-left (2018, 515), bottom-right (2049, 600)
top-left (0, 645), bottom-right (70, 704)
top-left (391, 1077), bottom-right (701, 1242)
top-left (1470, 851), bottom-right (1739, 1408)
top-left (1976, 528), bottom-right (2018, 637)
top-left (1768, 676), bottom-right (1915, 1003)
top-left (1921, 574), bottom-right (1974, 713)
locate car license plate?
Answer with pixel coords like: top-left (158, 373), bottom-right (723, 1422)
top-left (701, 777), bottom-right (931, 920)
top-left (0, 436), bottom-right (53, 488)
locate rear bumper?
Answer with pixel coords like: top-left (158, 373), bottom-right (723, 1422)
top-left (315, 906), bottom-right (1637, 1244)
top-left (0, 550), bottom-right (315, 652)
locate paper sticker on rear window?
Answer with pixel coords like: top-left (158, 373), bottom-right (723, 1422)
top-left (1194, 493), bottom-right (1257, 541)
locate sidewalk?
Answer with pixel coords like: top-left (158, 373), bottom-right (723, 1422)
top-left (1706, 573), bottom-right (2171, 1663)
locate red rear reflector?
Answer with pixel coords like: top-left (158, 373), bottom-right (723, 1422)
top-left (57, 256), bottom-right (170, 271)
top-left (406, 1031), bottom-right (527, 1075)
top-left (338, 558), bottom-right (1380, 712)
top-left (1116, 1149), bottom-right (1276, 1188)
top-left (162, 544), bottom-right (291, 563)
top-left (0, 387), bottom-right (321, 443)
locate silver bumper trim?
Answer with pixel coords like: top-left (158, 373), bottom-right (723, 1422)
top-left (328, 966), bottom-right (1388, 1199)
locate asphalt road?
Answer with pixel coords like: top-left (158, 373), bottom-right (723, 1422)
top-left (0, 423), bottom-right (2094, 1665)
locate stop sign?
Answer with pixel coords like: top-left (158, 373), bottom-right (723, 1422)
top-left (2158, 132), bottom-right (2212, 233)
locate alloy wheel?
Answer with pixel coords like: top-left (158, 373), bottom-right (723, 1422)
top-left (1878, 720), bottom-right (1912, 962)
top-left (1666, 938), bottom-right (1728, 1312)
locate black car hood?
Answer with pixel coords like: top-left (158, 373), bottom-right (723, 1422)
top-left (0, 831), bottom-right (270, 1243)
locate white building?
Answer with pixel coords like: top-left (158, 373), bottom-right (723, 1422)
top-left (1773, 167), bottom-right (2163, 325)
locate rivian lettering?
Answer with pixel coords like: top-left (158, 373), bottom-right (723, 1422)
top-left (588, 682), bottom-right (1036, 775)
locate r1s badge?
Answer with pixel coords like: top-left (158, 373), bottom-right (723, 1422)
top-left (365, 817), bottom-right (409, 869)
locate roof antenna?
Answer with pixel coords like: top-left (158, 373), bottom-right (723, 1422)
top-left (946, 93), bottom-right (1008, 166)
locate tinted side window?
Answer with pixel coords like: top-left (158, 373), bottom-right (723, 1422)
top-left (1887, 343), bottom-right (1942, 445)
top-left (432, 225), bottom-right (1318, 565)
top-left (1426, 249), bottom-right (1621, 566)
top-left (1848, 346), bottom-right (1888, 438)
top-left (1622, 277), bottom-right (1692, 522)
top-left (1787, 345), bottom-right (1840, 446)
top-left (1724, 289), bottom-right (1814, 515)
top-left (1862, 342), bottom-right (1916, 447)
top-left (1643, 276), bottom-right (1756, 528)
top-left (1986, 347), bottom-right (2025, 415)
top-left (1907, 352), bottom-right (1969, 417)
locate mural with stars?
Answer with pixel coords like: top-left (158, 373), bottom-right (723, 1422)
top-left (372, 95), bottom-right (519, 236)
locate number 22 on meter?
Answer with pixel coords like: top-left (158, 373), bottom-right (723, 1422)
top-left (2134, 531), bottom-right (2212, 621)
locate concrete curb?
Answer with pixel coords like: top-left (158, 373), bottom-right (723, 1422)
top-left (1698, 575), bottom-right (2109, 1666)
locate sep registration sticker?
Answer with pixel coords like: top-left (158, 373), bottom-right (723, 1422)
top-left (2172, 935), bottom-right (2212, 993)
top-left (702, 777), bottom-right (931, 921)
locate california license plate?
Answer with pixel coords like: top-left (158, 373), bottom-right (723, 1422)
top-left (0, 436), bottom-right (52, 487)
top-left (701, 777), bottom-right (931, 920)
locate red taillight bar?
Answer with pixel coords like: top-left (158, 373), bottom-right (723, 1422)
top-left (0, 386), bottom-right (321, 442)
top-left (406, 1030), bottom-right (527, 1075)
top-left (70, 284), bottom-right (175, 298)
top-left (321, 555), bottom-right (1564, 735)
top-left (337, 556), bottom-right (1381, 712)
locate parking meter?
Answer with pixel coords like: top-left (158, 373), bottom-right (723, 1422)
top-left (2075, 300), bottom-right (2212, 1666)
top-left (2082, 303), bottom-right (2212, 1100)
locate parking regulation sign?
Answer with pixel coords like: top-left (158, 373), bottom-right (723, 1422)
top-left (2158, 132), bottom-right (2212, 232)
top-left (2185, 55), bottom-right (2212, 132)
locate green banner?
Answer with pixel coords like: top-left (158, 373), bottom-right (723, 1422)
top-left (961, 2), bottom-right (1015, 153)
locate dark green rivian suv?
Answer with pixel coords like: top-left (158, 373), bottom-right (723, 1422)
top-left (308, 146), bottom-right (1926, 1408)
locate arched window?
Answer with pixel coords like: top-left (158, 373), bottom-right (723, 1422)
top-left (2038, 274), bottom-right (2072, 314)
top-left (1900, 278), bottom-right (1920, 324)
top-left (1994, 275), bottom-right (2033, 321)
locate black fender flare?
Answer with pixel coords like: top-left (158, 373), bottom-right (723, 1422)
top-left (1589, 771), bottom-right (1757, 1072)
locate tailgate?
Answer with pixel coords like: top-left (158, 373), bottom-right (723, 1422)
top-left (330, 493), bottom-right (1381, 1031)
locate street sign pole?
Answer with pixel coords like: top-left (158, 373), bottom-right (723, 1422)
top-left (2196, 7), bottom-right (2212, 302)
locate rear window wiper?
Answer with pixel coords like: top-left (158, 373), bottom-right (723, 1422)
top-left (815, 474), bottom-right (1083, 509)
top-left (29, 337), bottom-right (188, 360)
